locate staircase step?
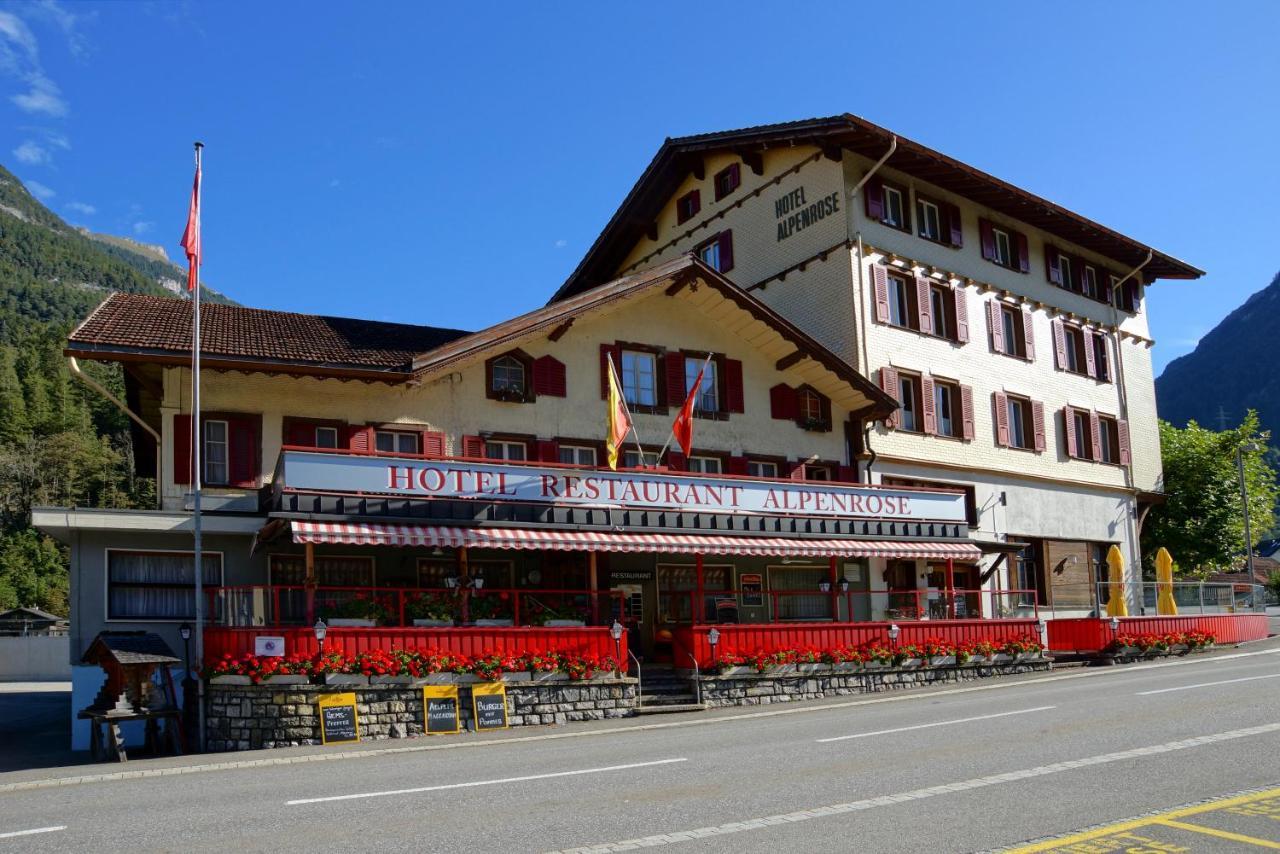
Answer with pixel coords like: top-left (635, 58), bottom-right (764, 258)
top-left (635, 703), bottom-right (707, 715)
top-left (639, 693), bottom-right (698, 705)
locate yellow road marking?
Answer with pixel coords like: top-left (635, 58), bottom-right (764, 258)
top-left (1010, 787), bottom-right (1280, 851)
top-left (1155, 818), bottom-right (1280, 849)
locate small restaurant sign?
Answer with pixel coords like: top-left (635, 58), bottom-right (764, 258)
top-left (422, 685), bottom-right (461, 735)
top-left (281, 452), bottom-right (967, 523)
top-left (472, 683), bottom-right (509, 731)
top-left (317, 692), bottom-right (360, 745)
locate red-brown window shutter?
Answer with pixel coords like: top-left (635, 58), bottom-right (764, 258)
top-left (872, 264), bottom-right (890, 324)
top-left (921, 374), bottom-right (937, 435)
top-left (717, 230), bottom-right (734, 273)
top-left (1118, 420), bottom-right (1131, 466)
top-left (1015, 232), bottom-right (1030, 273)
top-left (769, 383), bottom-right (797, 420)
top-left (787, 461), bottom-right (806, 481)
top-left (726, 455), bottom-right (748, 476)
top-left (915, 274), bottom-right (933, 335)
top-left (953, 286), bottom-right (969, 343)
top-left (723, 358), bottom-right (744, 413)
top-left (878, 367), bottom-right (900, 429)
top-left (1045, 246), bottom-right (1062, 286)
top-left (1022, 308), bottom-right (1036, 362)
top-left (666, 450), bottom-right (687, 471)
top-left (1090, 411), bottom-right (1102, 462)
top-left (988, 301), bottom-right (1005, 354)
top-left (461, 435), bottom-right (485, 458)
top-left (664, 352), bottom-right (687, 407)
top-left (979, 218), bottom-right (995, 261)
top-left (1063, 408), bottom-right (1077, 458)
top-left (959, 385), bottom-right (975, 441)
top-left (421, 431), bottom-right (446, 458)
top-left (946, 203), bottom-right (963, 247)
top-left (346, 425), bottom-right (373, 453)
top-left (1052, 319), bottom-right (1067, 370)
top-left (532, 355), bottom-right (566, 397)
top-left (864, 176), bottom-right (884, 221)
top-left (676, 189), bottom-right (700, 224)
top-left (599, 343), bottom-right (620, 399)
top-left (228, 417), bottom-right (259, 488)
top-left (173, 413), bottom-right (193, 485)
top-left (536, 439), bottom-right (560, 463)
top-left (284, 419), bottom-right (314, 448)
top-left (1031, 401), bottom-right (1046, 453)
top-left (836, 465), bottom-right (857, 483)
top-left (994, 392), bottom-right (1010, 447)
top-left (817, 391), bottom-right (832, 427)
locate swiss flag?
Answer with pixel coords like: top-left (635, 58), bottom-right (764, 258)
top-left (672, 357), bottom-right (708, 457)
top-left (179, 157), bottom-right (201, 292)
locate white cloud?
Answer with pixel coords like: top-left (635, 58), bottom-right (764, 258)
top-left (0, 9), bottom-right (71, 117)
top-left (554, 239), bottom-right (567, 249)
top-left (24, 178), bottom-right (54, 199)
top-left (12, 72), bottom-right (65, 115)
top-left (65, 200), bottom-right (94, 215)
top-left (13, 139), bottom-right (48, 164)
top-left (132, 221), bottom-right (154, 235)
top-left (25, 1), bottom-right (91, 59)
top-left (0, 12), bottom-right (38, 70)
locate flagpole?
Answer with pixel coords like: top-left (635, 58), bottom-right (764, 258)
top-left (657, 352), bottom-right (713, 461)
top-left (190, 141), bottom-right (205, 752)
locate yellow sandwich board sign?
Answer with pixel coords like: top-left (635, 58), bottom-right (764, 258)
top-left (317, 692), bottom-right (360, 745)
top-left (471, 682), bottom-right (509, 731)
top-left (422, 685), bottom-right (461, 735)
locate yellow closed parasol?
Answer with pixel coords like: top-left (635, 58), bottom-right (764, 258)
top-left (1105, 544), bottom-right (1129, 617)
top-left (1155, 547), bottom-right (1178, 615)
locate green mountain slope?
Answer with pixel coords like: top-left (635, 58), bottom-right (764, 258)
top-left (0, 164), bottom-right (237, 614)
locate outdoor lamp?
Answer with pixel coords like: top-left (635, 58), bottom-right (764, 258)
top-left (444, 575), bottom-right (460, 589)
top-left (178, 623), bottom-right (192, 641)
top-left (610, 620), bottom-right (624, 667)
top-left (1109, 616), bottom-right (1120, 634)
top-left (818, 580), bottom-right (831, 593)
top-left (313, 618), bottom-right (328, 653)
top-left (1036, 619), bottom-right (1048, 646)
top-left (708, 627), bottom-right (721, 663)
top-left (471, 577), bottom-right (485, 590)
top-left (888, 623), bottom-right (901, 645)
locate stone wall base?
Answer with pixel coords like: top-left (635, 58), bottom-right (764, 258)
top-left (697, 661), bottom-right (1053, 707)
top-left (205, 679), bottom-right (638, 752)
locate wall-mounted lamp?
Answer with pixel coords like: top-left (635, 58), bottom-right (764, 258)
top-left (313, 618), bottom-right (328, 654)
top-left (887, 623), bottom-right (901, 647)
top-left (708, 627), bottom-right (721, 663)
top-left (818, 580), bottom-right (832, 593)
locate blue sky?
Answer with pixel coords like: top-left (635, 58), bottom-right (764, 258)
top-left (1, 1), bottom-right (1276, 375)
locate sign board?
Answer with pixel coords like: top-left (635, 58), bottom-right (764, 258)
top-left (254, 636), bottom-right (285, 657)
top-left (281, 451), bottom-right (967, 524)
top-left (739, 572), bottom-right (764, 607)
top-left (422, 685), bottom-right (460, 735)
top-left (317, 692), bottom-right (360, 745)
top-left (471, 682), bottom-right (509, 731)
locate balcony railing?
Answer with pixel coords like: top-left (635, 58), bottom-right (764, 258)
top-left (208, 585), bottom-right (628, 629)
top-left (656, 588), bottom-right (1039, 624)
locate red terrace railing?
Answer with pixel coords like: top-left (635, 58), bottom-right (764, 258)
top-left (203, 625), bottom-right (626, 664)
top-left (657, 588), bottom-right (1039, 625)
top-left (671, 619), bottom-right (1042, 668)
top-left (207, 585), bottom-right (629, 630)
top-left (1046, 614), bottom-right (1271, 654)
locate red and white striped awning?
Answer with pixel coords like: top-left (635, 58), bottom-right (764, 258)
top-left (290, 521), bottom-right (981, 561)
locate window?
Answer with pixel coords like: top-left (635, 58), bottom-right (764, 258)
top-left (1093, 334), bottom-right (1111, 382)
top-left (992, 228), bottom-right (1012, 267)
top-left (930, 285), bottom-right (950, 340)
top-left (623, 449), bottom-right (658, 468)
top-left (490, 355), bottom-right (526, 396)
top-left (375, 430), bottom-right (419, 454)
top-left (798, 388), bottom-right (823, 423)
top-left (934, 381), bottom-right (959, 438)
top-left (1007, 396), bottom-right (1033, 450)
top-left (713, 163), bottom-right (740, 200)
top-left (204, 419), bottom-right (228, 485)
top-left (676, 190), bottom-right (700, 224)
top-left (898, 375), bottom-right (920, 432)
top-left (485, 440), bottom-right (526, 461)
top-left (1057, 254), bottom-right (1075, 292)
top-left (804, 465), bottom-right (832, 481)
top-left (695, 231), bottom-right (734, 273)
top-left (107, 550), bottom-right (222, 621)
top-left (1082, 266), bottom-right (1099, 300)
top-left (882, 184), bottom-right (906, 229)
top-left (685, 357), bottom-right (718, 412)
top-left (1062, 325), bottom-right (1086, 374)
top-left (995, 303), bottom-right (1029, 359)
top-left (918, 198), bottom-right (941, 241)
top-left (315, 426), bottom-right (338, 448)
top-left (687, 456), bottom-right (722, 474)
top-left (888, 273), bottom-right (914, 328)
top-left (747, 460), bottom-right (779, 478)
top-left (1070, 409), bottom-right (1092, 459)
top-left (1098, 416), bottom-right (1119, 464)
top-left (620, 350), bottom-right (657, 407)
top-left (558, 445), bottom-right (597, 466)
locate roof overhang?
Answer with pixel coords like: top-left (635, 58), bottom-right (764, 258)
top-left (64, 343), bottom-right (416, 384)
top-left (32, 506), bottom-right (265, 544)
top-left (552, 113), bottom-right (1203, 302)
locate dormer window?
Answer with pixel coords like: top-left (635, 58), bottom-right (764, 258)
top-left (485, 350), bottom-right (533, 403)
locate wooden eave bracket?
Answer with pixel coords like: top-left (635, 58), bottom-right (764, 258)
top-left (547, 317), bottom-right (575, 342)
top-left (775, 350), bottom-right (808, 371)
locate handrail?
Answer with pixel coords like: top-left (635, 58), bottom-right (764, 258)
top-left (687, 652), bottom-right (701, 706)
top-left (627, 649), bottom-right (643, 711)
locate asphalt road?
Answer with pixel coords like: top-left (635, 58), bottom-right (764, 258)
top-left (2, 645), bottom-right (1279, 853)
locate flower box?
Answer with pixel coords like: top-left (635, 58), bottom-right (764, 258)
top-left (369, 675), bottom-right (418, 686)
top-left (534, 671), bottom-right (569, 683)
top-left (895, 657), bottom-right (922, 669)
top-left (472, 619), bottom-right (515, 627)
top-left (864, 659), bottom-right (889, 670)
top-left (210, 675), bottom-right (253, 685)
top-left (829, 662), bottom-right (862, 674)
top-left (327, 618), bottom-right (377, 628)
top-left (424, 673), bottom-right (455, 685)
top-left (1015, 652), bottom-right (1041, 662)
top-left (544, 620), bottom-right (587, 628)
top-left (770, 664), bottom-right (797, 676)
top-left (412, 619), bottom-right (454, 628)
top-left (796, 663), bottom-right (824, 675)
top-left (452, 673), bottom-right (483, 684)
top-left (262, 674), bottom-right (310, 685)
top-left (716, 666), bottom-right (754, 677)
top-left (324, 673), bottom-right (369, 686)
top-left (501, 671), bottom-right (533, 682)
top-left (991, 653), bottom-right (1013, 664)
top-left (957, 655), bottom-right (979, 667)
top-left (928, 655), bottom-right (956, 668)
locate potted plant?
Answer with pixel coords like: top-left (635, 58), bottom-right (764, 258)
top-left (529, 600), bottom-right (588, 628)
top-left (1110, 633), bottom-right (1140, 659)
top-left (406, 592), bottom-right (456, 627)
top-left (715, 652), bottom-right (753, 677)
top-left (318, 594), bottom-right (390, 627)
top-left (922, 638), bottom-right (955, 668)
top-left (468, 592), bottom-right (514, 627)
top-left (862, 643), bottom-right (893, 669)
top-left (795, 648), bottom-right (824, 675)
top-left (893, 643), bottom-right (923, 669)
top-left (525, 651), bottom-right (568, 682)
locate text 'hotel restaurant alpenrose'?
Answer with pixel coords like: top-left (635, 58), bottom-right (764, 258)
top-left (36, 113), bottom-right (1264, 750)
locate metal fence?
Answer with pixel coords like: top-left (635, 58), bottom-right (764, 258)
top-left (1043, 581), bottom-right (1268, 618)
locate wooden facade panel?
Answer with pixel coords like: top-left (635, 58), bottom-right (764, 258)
top-left (1043, 539), bottom-right (1093, 608)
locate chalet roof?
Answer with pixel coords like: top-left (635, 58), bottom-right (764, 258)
top-left (551, 113), bottom-right (1204, 302)
top-left (82, 631), bottom-right (180, 666)
top-left (0, 606), bottom-right (65, 622)
top-left (68, 294), bottom-right (471, 381)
